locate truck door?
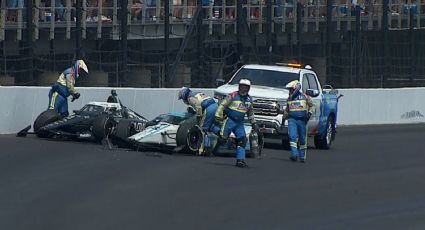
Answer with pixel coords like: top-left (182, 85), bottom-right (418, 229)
top-left (301, 73), bottom-right (322, 134)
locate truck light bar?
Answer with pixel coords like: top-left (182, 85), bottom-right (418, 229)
top-left (275, 62), bottom-right (303, 68)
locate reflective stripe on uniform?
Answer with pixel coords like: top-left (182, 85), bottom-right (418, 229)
top-left (290, 141), bottom-right (298, 148)
top-left (220, 118), bottom-right (228, 137)
top-left (49, 92), bottom-right (59, 109)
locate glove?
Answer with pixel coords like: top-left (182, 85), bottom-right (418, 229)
top-left (304, 112), bottom-right (312, 123)
top-left (71, 92), bottom-right (80, 102)
top-left (251, 123), bottom-right (259, 131)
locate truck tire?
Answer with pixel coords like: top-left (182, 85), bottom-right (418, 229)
top-left (176, 117), bottom-right (201, 154)
top-left (34, 109), bottom-right (61, 138)
top-left (314, 116), bottom-right (335, 149)
top-left (93, 114), bottom-right (115, 141)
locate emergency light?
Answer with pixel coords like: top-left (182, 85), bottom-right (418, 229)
top-left (275, 62), bottom-right (309, 69)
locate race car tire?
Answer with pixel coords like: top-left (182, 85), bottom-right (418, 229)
top-left (176, 116), bottom-right (200, 154)
top-left (186, 125), bottom-right (204, 155)
top-left (314, 115), bottom-right (335, 149)
top-left (112, 120), bottom-right (136, 148)
top-left (33, 109), bottom-right (61, 138)
top-left (93, 113), bottom-right (115, 141)
top-left (247, 130), bottom-right (264, 158)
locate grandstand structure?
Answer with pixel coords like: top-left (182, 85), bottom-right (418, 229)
top-left (1, 0), bottom-right (425, 88)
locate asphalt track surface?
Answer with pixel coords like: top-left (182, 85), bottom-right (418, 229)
top-left (1, 124), bottom-right (425, 230)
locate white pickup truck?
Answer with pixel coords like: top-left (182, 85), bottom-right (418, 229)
top-left (214, 63), bottom-right (340, 149)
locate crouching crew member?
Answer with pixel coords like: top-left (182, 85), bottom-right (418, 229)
top-left (178, 87), bottom-right (220, 155)
top-left (48, 60), bottom-right (88, 117)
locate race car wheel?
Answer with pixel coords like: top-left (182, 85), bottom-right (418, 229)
top-left (93, 114), bottom-right (115, 140)
top-left (176, 116), bottom-right (199, 154)
top-left (112, 120), bottom-right (139, 148)
top-left (33, 109), bottom-right (61, 138)
top-left (186, 126), bottom-right (204, 154)
top-left (314, 115), bottom-right (335, 149)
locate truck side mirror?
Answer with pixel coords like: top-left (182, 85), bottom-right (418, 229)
top-left (306, 89), bottom-right (320, 97)
top-left (322, 85), bottom-right (338, 94)
top-left (216, 79), bottom-right (226, 87)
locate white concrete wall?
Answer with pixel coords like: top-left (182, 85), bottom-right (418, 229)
top-left (337, 88), bottom-right (425, 125)
top-left (0, 86), bottom-right (424, 134)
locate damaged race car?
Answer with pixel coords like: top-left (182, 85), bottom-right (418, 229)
top-left (18, 90), bottom-right (148, 143)
top-left (123, 109), bottom-right (264, 158)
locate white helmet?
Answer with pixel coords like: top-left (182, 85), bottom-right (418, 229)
top-left (73, 59), bottom-right (89, 79)
top-left (238, 79), bottom-right (251, 96)
top-left (239, 79), bottom-right (251, 86)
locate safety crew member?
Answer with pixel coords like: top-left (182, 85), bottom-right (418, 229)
top-left (48, 60), bottom-right (88, 117)
top-left (215, 79), bottom-right (257, 168)
top-left (178, 87), bottom-right (220, 155)
top-left (283, 80), bottom-right (314, 163)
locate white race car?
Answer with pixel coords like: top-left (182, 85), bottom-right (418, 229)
top-left (125, 111), bottom-right (264, 158)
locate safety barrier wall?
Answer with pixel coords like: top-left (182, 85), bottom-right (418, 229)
top-left (0, 86), bottom-right (424, 134)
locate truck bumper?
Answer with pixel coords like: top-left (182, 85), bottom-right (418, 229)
top-left (257, 119), bottom-right (288, 136)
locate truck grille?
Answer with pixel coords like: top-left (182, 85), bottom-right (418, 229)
top-left (253, 98), bottom-right (282, 116)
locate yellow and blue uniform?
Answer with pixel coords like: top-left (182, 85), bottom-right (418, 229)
top-left (215, 91), bottom-right (256, 160)
top-left (183, 91), bottom-right (220, 153)
top-left (284, 92), bottom-right (314, 161)
top-left (48, 67), bottom-right (78, 117)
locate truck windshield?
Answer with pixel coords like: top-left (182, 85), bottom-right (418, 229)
top-left (229, 68), bottom-right (299, 88)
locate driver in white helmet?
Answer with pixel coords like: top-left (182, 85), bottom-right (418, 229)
top-left (215, 79), bottom-right (257, 168)
top-left (48, 59), bottom-right (88, 117)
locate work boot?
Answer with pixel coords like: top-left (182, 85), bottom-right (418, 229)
top-left (235, 159), bottom-right (247, 168)
top-left (289, 156), bottom-right (297, 162)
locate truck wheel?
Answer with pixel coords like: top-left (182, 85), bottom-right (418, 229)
top-left (314, 116), bottom-right (335, 149)
top-left (34, 109), bottom-right (61, 138)
top-left (93, 114), bottom-right (115, 141)
top-left (176, 117), bottom-right (201, 154)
